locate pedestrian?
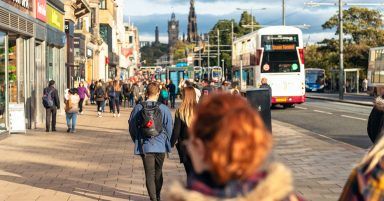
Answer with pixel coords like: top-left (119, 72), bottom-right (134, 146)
top-left (166, 93), bottom-right (304, 201)
top-left (107, 81), bottom-right (114, 113)
top-left (89, 80), bottom-right (96, 104)
top-left (133, 81), bottom-right (144, 105)
top-left (77, 81), bottom-right (89, 115)
top-left (101, 80), bottom-right (107, 113)
top-left (122, 80), bottom-right (130, 108)
top-left (167, 80), bottom-right (176, 108)
top-left (112, 80), bottom-right (121, 117)
top-left (159, 83), bottom-right (169, 106)
top-left (42, 80), bottom-right (60, 132)
top-left (65, 88), bottom-right (80, 133)
top-left (260, 77), bottom-right (272, 105)
top-left (171, 86), bottom-right (196, 180)
top-left (200, 79), bottom-right (213, 99)
top-left (340, 120), bottom-right (384, 200)
top-left (129, 82), bottom-right (173, 201)
top-left (367, 93), bottom-right (384, 143)
top-left (94, 82), bottom-right (105, 118)
top-left (129, 80), bottom-right (135, 107)
top-left (363, 78), bottom-right (368, 92)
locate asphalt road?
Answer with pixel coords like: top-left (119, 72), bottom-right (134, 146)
top-left (272, 99), bottom-right (373, 149)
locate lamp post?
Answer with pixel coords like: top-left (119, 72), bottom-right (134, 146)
top-left (236, 8), bottom-right (266, 32)
top-left (304, 0), bottom-right (384, 100)
top-left (222, 59), bottom-right (225, 81)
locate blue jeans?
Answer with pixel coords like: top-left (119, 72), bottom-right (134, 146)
top-left (101, 100), bottom-right (105, 112)
top-left (66, 113), bottom-right (78, 131)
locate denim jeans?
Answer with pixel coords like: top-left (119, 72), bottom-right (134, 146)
top-left (101, 100), bottom-right (106, 112)
top-left (65, 113), bottom-right (78, 131)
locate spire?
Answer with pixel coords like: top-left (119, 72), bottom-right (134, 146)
top-left (155, 26), bottom-right (159, 44)
top-left (187, 0), bottom-right (198, 43)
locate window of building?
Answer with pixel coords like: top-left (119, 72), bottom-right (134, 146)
top-left (129, 36), bottom-right (133, 44)
top-left (100, 25), bottom-right (108, 43)
top-left (99, 0), bottom-right (107, 10)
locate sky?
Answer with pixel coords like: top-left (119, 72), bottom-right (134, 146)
top-left (123, 0), bottom-right (382, 44)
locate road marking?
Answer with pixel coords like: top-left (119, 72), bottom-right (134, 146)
top-left (296, 106), bottom-right (308, 110)
top-left (313, 110), bottom-right (333, 115)
top-left (341, 115), bottom-right (367, 121)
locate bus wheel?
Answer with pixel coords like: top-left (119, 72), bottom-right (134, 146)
top-left (283, 104), bottom-right (295, 109)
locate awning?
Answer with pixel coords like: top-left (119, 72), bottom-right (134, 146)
top-left (74, 0), bottom-right (91, 18)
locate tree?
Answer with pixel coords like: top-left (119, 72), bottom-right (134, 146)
top-left (140, 43), bottom-right (169, 66)
top-left (322, 7), bottom-right (384, 46)
top-left (238, 11), bottom-right (259, 35)
top-left (171, 41), bottom-right (196, 62)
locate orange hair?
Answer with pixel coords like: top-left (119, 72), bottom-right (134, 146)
top-left (190, 93), bottom-right (272, 184)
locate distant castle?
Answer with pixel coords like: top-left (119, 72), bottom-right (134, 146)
top-left (168, 12), bottom-right (179, 48)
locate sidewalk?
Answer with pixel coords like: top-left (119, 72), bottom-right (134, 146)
top-left (306, 92), bottom-right (374, 106)
top-left (0, 105), bottom-right (366, 201)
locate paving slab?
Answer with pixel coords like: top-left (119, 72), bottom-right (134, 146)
top-left (0, 105), bottom-right (367, 201)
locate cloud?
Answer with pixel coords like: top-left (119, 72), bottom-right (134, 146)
top-left (123, 0), bottom-right (382, 43)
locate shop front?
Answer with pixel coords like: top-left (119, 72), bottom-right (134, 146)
top-left (0, 0), bottom-right (41, 133)
top-left (46, 1), bottom-right (66, 114)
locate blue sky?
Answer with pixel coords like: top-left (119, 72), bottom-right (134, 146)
top-left (123, 0), bottom-right (382, 44)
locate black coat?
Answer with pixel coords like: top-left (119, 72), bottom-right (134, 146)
top-left (43, 86), bottom-right (60, 109)
top-left (171, 110), bottom-right (190, 163)
top-left (368, 96), bottom-right (384, 143)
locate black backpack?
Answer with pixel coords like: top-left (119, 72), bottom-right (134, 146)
top-left (138, 102), bottom-right (163, 138)
top-left (42, 88), bottom-right (54, 108)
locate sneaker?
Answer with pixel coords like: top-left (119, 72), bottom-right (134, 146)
top-left (81, 112), bottom-right (84, 115)
top-left (67, 128), bottom-right (71, 133)
top-left (118, 113), bottom-right (120, 117)
top-left (98, 115), bottom-right (102, 118)
top-left (113, 113), bottom-right (116, 117)
top-left (70, 129), bottom-right (76, 133)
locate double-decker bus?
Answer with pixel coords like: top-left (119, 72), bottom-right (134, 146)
top-left (368, 47), bottom-right (384, 96)
top-left (305, 68), bottom-right (325, 92)
top-left (232, 26), bottom-right (306, 107)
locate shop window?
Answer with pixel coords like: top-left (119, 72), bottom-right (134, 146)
top-left (0, 32), bottom-right (5, 130)
top-left (8, 37), bottom-right (17, 103)
top-left (99, 0), bottom-right (107, 10)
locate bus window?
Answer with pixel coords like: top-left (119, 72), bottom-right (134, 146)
top-left (261, 35), bottom-right (300, 73)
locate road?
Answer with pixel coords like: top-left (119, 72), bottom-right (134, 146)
top-left (272, 99), bottom-right (373, 149)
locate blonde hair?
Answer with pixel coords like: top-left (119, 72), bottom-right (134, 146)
top-left (113, 80), bottom-right (121, 92)
top-left (178, 87), bottom-right (197, 127)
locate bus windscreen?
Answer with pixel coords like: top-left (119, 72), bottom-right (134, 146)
top-left (261, 35), bottom-right (300, 73)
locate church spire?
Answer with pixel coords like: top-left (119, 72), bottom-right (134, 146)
top-left (187, 0), bottom-right (198, 43)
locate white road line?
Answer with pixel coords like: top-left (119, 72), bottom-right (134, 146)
top-left (313, 110), bottom-right (333, 115)
top-left (296, 106), bottom-right (308, 110)
top-left (340, 115), bottom-right (367, 121)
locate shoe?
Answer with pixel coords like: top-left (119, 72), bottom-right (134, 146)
top-left (81, 112), bottom-right (84, 115)
top-left (52, 129), bottom-right (57, 132)
top-left (67, 128), bottom-right (71, 133)
top-left (70, 130), bottom-right (76, 133)
top-left (46, 129), bottom-right (50, 132)
top-left (113, 113), bottom-right (116, 117)
top-left (118, 113), bottom-right (120, 117)
top-left (98, 115), bottom-right (102, 118)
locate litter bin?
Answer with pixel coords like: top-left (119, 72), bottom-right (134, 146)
top-left (241, 88), bottom-right (272, 132)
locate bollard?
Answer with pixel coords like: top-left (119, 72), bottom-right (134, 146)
top-left (241, 88), bottom-right (272, 132)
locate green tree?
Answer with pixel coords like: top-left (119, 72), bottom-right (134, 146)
top-left (322, 7), bottom-right (384, 46)
top-left (238, 11), bottom-right (259, 35)
top-left (140, 43), bottom-right (169, 66)
top-left (172, 41), bottom-right (196, 62)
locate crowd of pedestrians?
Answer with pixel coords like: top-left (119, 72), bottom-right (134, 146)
top-left (40, 75), bottom-right (384, 200)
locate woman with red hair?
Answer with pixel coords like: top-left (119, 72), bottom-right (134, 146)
top-left (166, 93), bottom-right (304, 201)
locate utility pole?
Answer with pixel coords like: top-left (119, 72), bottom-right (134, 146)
top-left (283, 0), bottom-right (286, 26)
top-left (217, 29), bottom-right (220, 67)
top-left (339, 0), bottom-right (344, 100)
top-left (208, 34), bottom-right (210, 68)
top-left (305, 1), bottom-right (384, 100)
top-left (251, 8), bottom-right (254, 32)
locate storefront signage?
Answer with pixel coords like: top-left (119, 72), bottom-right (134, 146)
top-left (47, 5), bottom-right (64, 31)
top-left (2, 0), bottom-right (32, 12)
top-left (36, 0), bottom-right (46, 22)
top-left (9, 103), bottom-right (26, 133)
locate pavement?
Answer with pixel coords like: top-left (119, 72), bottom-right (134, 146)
top-left (0, 105), bottom-right (367, 201)
top-left (306, 92), bottom-right (374, 106)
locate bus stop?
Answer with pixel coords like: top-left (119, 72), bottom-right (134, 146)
top-left (329, 68), bottom-right (364, 93)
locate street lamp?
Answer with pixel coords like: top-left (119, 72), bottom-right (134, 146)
top-left (222, 59), bottom-right (225, 80)
top-left (305, 1), bottom-right (384, 100)
top-left (236, 8), bottom-right (266, 32)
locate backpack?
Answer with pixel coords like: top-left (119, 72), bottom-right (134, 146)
top-left (161, 89), bottom-right (169, 99)
top-left (96, 88), bottom-right (104, 98)
top-left (42, 88), bottom-right (54, 108)
top-left (138, 102), bottom-right (163, 138)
